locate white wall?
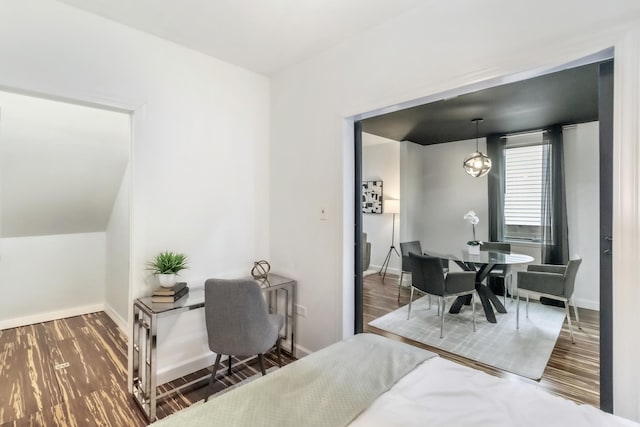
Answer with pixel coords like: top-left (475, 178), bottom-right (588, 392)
top-left (400, 125), bottom-right (599, 308)
top-left (0, 232), bottom-right (105, 329)
top-left (0, 0), bottom-right (270, 384)
top-left (105, 167), bottom-right (131, 332)
top-left (564, 122), bottom-right (600, 310)
top-left (270, 2), bottom-right (640, 418)
top-left (401, 138), bottom-right (489, 256)
top-left (362, 133), bottom-right (400, 274)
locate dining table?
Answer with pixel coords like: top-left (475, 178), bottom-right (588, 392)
top-left (424, 249), bottom-right (534, 323)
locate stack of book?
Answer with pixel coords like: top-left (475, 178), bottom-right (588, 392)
top-left (151, 282), bottom-right (189, 303)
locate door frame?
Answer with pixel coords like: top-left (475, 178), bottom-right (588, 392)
top-left (353, 52), bottom-right (615, 410)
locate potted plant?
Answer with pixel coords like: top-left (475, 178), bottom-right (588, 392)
top-left (464, 210), bottom-right (481, 254)
top-left (146, 251), bottom-right (189, 287)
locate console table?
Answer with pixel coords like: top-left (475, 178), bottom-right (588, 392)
top-left (131, 274), bottom-right (296, 421)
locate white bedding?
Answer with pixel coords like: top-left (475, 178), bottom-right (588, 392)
top-left (351, 357), bottom-right (636, 427)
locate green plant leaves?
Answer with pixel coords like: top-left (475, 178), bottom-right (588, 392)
top-left (146, 251), bottom-right (189, 274)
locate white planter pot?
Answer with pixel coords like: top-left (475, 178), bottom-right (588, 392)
top-left (158, 273), bottom-right (177, 288)
top-left (467, 244), bottom-right (481, 255)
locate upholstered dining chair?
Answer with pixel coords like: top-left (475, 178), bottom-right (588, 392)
top-left (203, 278), bottom-right (284, 401)
top-left (398, 241), bottom-right (449, 303)
top-left (516, 258), bottom-right (583, 343)
top-left (407, 253), bottom-right (476, 338)
top-left (480, 241), bottom-right (512, 305)
top-left (398, 241), bottom-right (422, 303)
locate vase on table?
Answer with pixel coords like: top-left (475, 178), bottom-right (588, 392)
top-left (158, 273), bottom-right (177, 288)
top-left (467, 243), bottom-right (480, 255)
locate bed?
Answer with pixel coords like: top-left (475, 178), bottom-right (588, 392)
top-left (152, 333), bottom-right (637, 427)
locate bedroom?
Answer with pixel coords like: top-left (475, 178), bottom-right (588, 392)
top-left (1, 0), bottom-right (640, 425)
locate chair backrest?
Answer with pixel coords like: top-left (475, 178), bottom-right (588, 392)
top-left (563, 258), bottom-right (582, 298)
top-left (480, 241), bottom-right (511, 252)
top-left (400, 241), bottom-right (422, 272)
top-left (204, 278), bottom-right (273, 356)
top-left (408, 253), bottom-right (445, 296)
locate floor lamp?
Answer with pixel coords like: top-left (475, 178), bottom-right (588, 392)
top-left (378, 199), bottom-right (400, 282)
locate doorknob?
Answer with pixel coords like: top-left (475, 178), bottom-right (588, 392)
top-left (603, 249), bottom-right (612, 255)
top-left (604, 236), bottom-right (613, 241)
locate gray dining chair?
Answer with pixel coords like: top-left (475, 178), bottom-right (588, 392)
top-left (203, 278), bottom-right (284, 401)
top-left (407, 253), bottom-right (476, 338)
top-left (480, 241), bottom-right (513, 305)
top-left (398, 241), bottom-right (449, 303)
top-left (516, 258), bottom-right (583, 343)
top-left (398, 241), bottom-right (422, 303)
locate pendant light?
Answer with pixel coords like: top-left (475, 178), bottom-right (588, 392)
top-left (463, 118), bottom-right (492, 177)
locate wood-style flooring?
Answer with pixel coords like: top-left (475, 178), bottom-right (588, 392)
top-left (364, 272), bottom-right (601, 408)
top-left (1, 277), bottom-right (600, 425)
top-left (0, 312), bottom-right (293, 426)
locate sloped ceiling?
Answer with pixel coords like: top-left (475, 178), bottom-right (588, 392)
top-left (0, 91), bottom-right (130, 238)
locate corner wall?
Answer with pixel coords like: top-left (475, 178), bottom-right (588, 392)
top-left (105, 166), bottom-right (131, 332)
top-left (0, 232), bottom-right (106, 329)
top-left (362, 134), bottom-right (401, 274)
top-left (1, 0), bottom-right (270, 384)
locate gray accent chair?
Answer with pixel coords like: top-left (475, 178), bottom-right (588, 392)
top-left (407, 253), bottom-right (476, 338)
top-left (203, 278), bottom-right (284, 401)
top-left (362, 232), bottom-right (371, 271)
top-left (480, 241), bottom-right (512, 305)
top-left (516, 258), bottom-right (583, 343)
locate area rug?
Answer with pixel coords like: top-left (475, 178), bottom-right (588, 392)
top-left (368, 295), bottom-right (566, 380)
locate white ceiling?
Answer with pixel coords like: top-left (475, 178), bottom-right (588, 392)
top-left (0, 91), bottom-right (130, 238)
top-left (58, 0), bottom-right (423, 75)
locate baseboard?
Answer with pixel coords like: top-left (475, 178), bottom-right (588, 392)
top-left (0, 303), bottom-right (105, 330)
top-left (369, 264), bottom-right (401, 276)
top-left (157, 342), bottom-right (313, 385)
top-left (103, 303), bottom-right (128, 337)
top-left (295, 343), bottom-right (312, 358)
top-left (573, 298), bottom-right (600, 311)
top-left (157, 352), bottom-right (218, 385)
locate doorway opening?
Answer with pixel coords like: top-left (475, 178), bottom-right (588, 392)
top-left (0, 88), bottom-right (132, 333)
top-left (353, 50), bottom-right (613, 411)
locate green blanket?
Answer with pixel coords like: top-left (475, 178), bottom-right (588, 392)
top-left (152, 333), bottom-right (436, 427)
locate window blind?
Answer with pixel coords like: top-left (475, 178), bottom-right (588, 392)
top-left (504, 145), bottom-right (543, 226)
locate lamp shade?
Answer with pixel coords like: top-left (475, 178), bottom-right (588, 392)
top-left (385, 199), bottom-right (400, 214)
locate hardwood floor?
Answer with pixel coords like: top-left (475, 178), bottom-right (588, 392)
top-left (0, 312), bottom-right (293, 426)
top-left (364, 272), bottom-right (600, 407)
top-left (0, 278), bottom-right (599, 425)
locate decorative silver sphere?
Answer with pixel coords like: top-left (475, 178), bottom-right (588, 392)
top-left (463, 152), bottom-right (492, 177)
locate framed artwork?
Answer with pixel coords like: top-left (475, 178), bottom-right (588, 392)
top-left (362, 180), bottom-right (383, 214)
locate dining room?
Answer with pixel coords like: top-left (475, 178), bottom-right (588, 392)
top-left (359, 58), bottom-right (608, 408)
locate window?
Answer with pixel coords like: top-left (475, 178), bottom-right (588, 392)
top-left (503, 136), bottom-right (547, 242)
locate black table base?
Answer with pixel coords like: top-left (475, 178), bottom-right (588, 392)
top-left (448, 261), bottom-right (507, 323)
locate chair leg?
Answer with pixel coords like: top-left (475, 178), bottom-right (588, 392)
top-left (397, 271), bottom-right (405, 303)
top-left (204, 353), bottom-right (222, 402)
top-left (565, 302), bottom-right (575, 344)
top-left (407, 286), bottom-right (415, 319)
top-left (503, 277), bottom-right (507, 307)
top-left (276, 337), bottom-right (283, 368)
top-left (440, 297), bottom-right (446, 338)
top-left (428, 295), bottom-right (432, 309)
top-left (526, 293), bottom-right (529, 318)
top-left (516, 288), bottom-right (520, 330)
top-left (472, 292), bottom-right (476, 332)
top-left (228, 355), bottom-right (232, 375)
top-left (572, 299), bottom-right (582, 330)
top-left (437, 296), bottom-right (441, 317)
top-left (258, 353), bottom-right (267, 375)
